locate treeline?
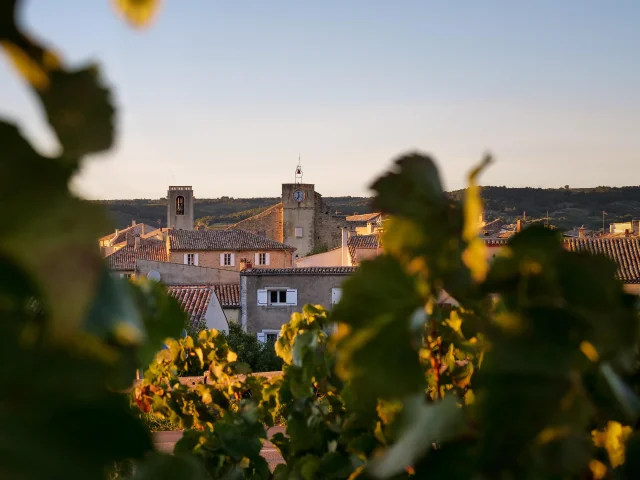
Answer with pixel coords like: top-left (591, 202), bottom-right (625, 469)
top-left (99, 186), bottom-right (640, 233)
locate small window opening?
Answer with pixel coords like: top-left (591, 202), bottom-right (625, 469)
top-left (176, 196), bottom-right (185, 215)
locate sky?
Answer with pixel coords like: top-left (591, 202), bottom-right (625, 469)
top-left (1, 0), bottom-right (638, 199)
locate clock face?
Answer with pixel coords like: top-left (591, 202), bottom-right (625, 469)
top-left (293, 190), bottom-right (305, 202)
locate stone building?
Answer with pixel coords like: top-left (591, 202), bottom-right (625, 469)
top-left (229, 165), bottom-right (351, 258)
top-left (240, 266), bottom-right (356, 337)
top-left (167, 229), bottom-right (296, 270)
top-left (167, 186), bottom-right (194, 231)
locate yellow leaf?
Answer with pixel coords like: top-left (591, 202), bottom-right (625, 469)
top-left (592, 421), bottom-right (633, 468)
top-left (580, 341), bottom-right (599, 362)
top-left (589, 460), bottom-right (607, 480)
top-left (112, 0), bottom-right (162, 28)
top-left (226, 350), bottom-right (238, 362)
top-left (113, 321), bottom-right (144, 345)
top-left (536, 426), bottom-right (570, 445)
top-left (0, 41), bottom-right (60, 90)
top-left (238, 457), bottom-right (250, 469)
top-left (461, 155), bottom-right (492, 282)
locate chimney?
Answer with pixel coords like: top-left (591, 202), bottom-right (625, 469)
top-left (516, 219), bottom-right (523, 233)
top-left (610, 224), bottom-right (615, 234)
top-left (134, 235), bottom-right (141, 250)
top-left (141, 224), bottom-right (145, 235)
top-left (127, 233), bottom-right (135, 247)
top-left (578, 226), bottom-right (585, 238)
top-left (341, 228), bottom-right (349, 266)
top-left (633, 220), bottom-right (640, 235)
top-left (625, 229), bottom-right (630, 238)
top-left (131, 219), bottom-right (136, 226)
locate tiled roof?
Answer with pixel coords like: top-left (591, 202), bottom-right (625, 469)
top-left (169, 229), bottom-right (295, 251)
top-left (213, 283), bottom-right (240, 307)
top-left (167, 286), bottom-right (212, 330)
top-left (105, 238), bottom-right (167, 271)
top-left (484, 236), bottom-right (640, 283)
top-left (102, 223), bottom-right (158, 245)
top-left (346, 212), bottom-right (381, 223)
top-left (564, 238), bottom-right (640, 283)
top-left (348, 233), bottom-right (380, 264)
top-left (241, 267), bottom-right (359, 275)
top-left (228, 203), bottom-right (283, 229)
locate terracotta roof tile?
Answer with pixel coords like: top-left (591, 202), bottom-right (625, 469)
top-left (167, 285), bottom-right (212, 331)
top-left (346, 212), bottom-right (381, 223)
top-left (104, 223), bottom-right (158, 245)
top-left (169, 229), bottom-right (295, 251)
top-left (213, 283), bottom-right (240, 307)
top-left (348, 233), bottom-right (380, 264)
top-left (484, 236), bottom-right (640, 283)
top-left (242, 267), bottom-right (358, 275)
top-left (564, 237), bottom-right (640, 283)
top-left (105, 238), bottom-right (167, 271)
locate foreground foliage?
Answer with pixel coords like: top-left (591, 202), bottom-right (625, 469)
top-left (3, 1), bottom-right (640, 479)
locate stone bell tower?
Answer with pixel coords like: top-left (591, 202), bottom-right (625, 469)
top-left (282, 161), bottom-right (316, 257)
top-left (167, 186), bottom-right (194, 230)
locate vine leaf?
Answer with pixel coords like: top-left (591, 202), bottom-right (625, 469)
top-left (113, 0), bottom-right (163, 28)
top-left (0, 121), bottom-right (108, 339)
top-left (0, 40), bottom-right (61, 90)
top-left (332, 255), bottom-right (425, 401)
top-left (462, 155), bottom-right (491, 282)
top-left (38, 66), bottom-right (115, 158)
top-left (371, 395), bottom-right (465, 478)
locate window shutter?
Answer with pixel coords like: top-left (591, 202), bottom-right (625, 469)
top-left (194, 253), bottom-right (199, 266)
top-left (257, 332), bottom-right (266, 343)
top-left (331, 287), bottom-right (342, 305)
top-left (184, 254), bottom-right (188, 265)
top-left (286, 289), bottom-right (297, 306)
top-left (220, 253), bottom-right (225, 266)
top-left (257, 289), bottom-right (268, 305)
top-left (230, 253), bottom-right (235, 266)
top-left (265, 253), bottom-right (270, 265)
top-left (255, 253), bottom-right (260, 265)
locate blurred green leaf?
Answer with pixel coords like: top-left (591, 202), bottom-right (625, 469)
top-left (332, 255), bottom-right (424, 400)
top-left (38, 66), bottom-right (115, 158)
top-left (371, 395), bottom-right (465, 478)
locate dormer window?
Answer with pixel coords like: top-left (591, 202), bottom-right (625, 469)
top-left (176, 196), bottom-right (185, 215)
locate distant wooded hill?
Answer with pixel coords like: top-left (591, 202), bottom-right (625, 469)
top-left (98, 186), bottom-right (640, 233)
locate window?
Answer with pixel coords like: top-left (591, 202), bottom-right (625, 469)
top-left (270, 290), bottom-right (287, 304)
top-left (257, 330), bottom-right (281, 343)
top-left (176, 196), bottom-right (185, 215)
top-left (256, 252), bottom-right (269, 265)
top-left (223, 253), bottom-right (232, 266)
top-left (257, 288), bottom-right (297, 306)
top-left (120, 273), bottom-right (132, 279)
top-left (183, 253), bottom-right (198, 266)
top-left (295, 227), bottom-right (303, 238)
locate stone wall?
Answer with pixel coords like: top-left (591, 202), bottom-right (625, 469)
top-left (231, 203), bottom-right (284, 242)
top-left (314, 192), bottom-right (350, 252)
top-left (282, 184), bottom-right (316, 257)
top-left (136, 259), bottom-right (240, 284)
top-left (168, 250), bottom-right (293, 270)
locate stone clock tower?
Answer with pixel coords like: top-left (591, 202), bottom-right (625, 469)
top-left (282, 163), bottom-right (316, 257)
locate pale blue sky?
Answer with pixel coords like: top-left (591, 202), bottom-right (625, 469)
top-left (1, 0), bottom-right (638, 199)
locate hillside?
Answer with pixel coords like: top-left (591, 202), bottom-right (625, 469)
top-left (99, 186), bottom-right (640, 233)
